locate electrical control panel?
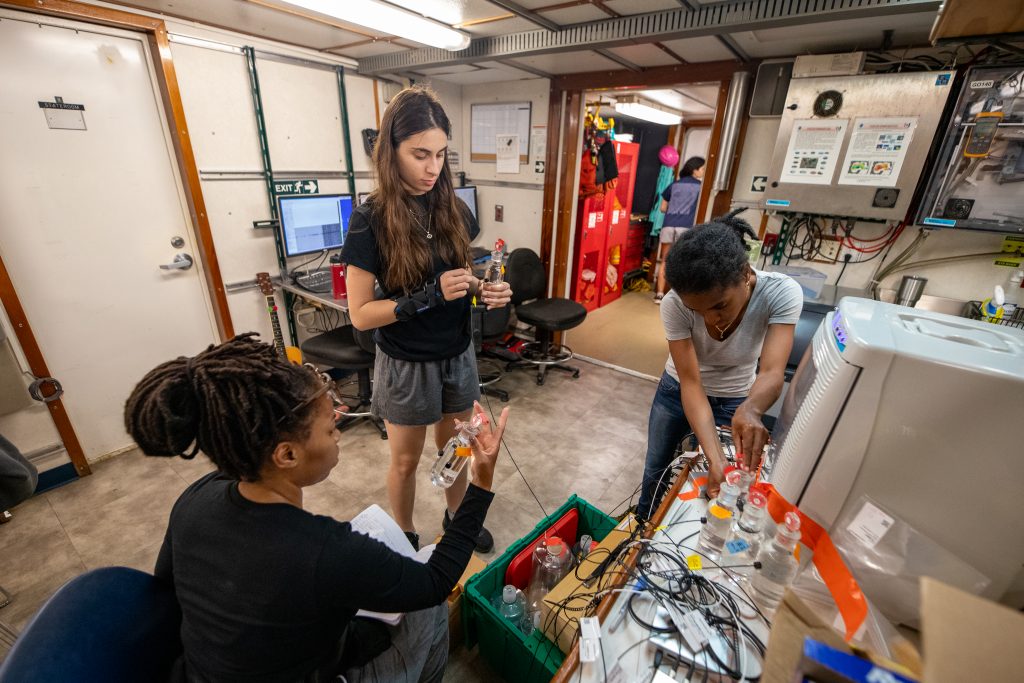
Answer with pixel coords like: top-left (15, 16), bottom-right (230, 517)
top-left (762, 70), bottom-right (955, 220)
top-left (917, 65), bottom-right (1024, 234)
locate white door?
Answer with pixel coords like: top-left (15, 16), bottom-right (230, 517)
top-left (0, 11), bottom-right (219, 460)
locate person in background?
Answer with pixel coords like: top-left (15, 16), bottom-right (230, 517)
top-left (655, 156), bottom-right (705, 303)
top-left (0, 433), bottom-right (38, 519)
top-left (637, 211), bottom-right (802, 519)
top-left (125, 334), bottom-right (509, 682)
top-left (343, 86), bottom-right (511, 553)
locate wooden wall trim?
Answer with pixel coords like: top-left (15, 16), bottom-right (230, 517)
top-left (1, 0), bottom-right (233, 341)
top-left (539, 86), bottom-right (564, 280)
top-left (0, 257), bottom-right (91, 477)
top-left (553, 60), bottom-right (745, 91)
top-left (551, 90), bottom-right (582, 300)
top-left (695, 80), bottom-right (732, 225)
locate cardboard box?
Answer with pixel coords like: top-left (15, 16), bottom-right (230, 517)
top-left (539, 516), bottom-right (638, 655)
top-left (448, 553), bottom-right (488, 652)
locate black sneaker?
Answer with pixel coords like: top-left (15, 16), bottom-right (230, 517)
top-left (404, 530), bottom-right (420, 552)
top-left (443, 510), bottom-right (494, 553)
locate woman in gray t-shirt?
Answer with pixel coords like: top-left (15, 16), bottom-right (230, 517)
top-left (637, 212), bottom-right (802, 518)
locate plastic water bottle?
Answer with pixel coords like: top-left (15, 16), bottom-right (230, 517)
top-left (430, 413), bottom-right (483, 488)
top-left (733, 465), bottom-right (754, 504)
top-left (723, 489), bottom-right (768, 568)
top-left (751, 511), bottom-right (802, 611)
top-left (525, 536), bottom-right (572, 629)
top-left (697, 470), bottom-right (742, 561)
top-left (499, 585), bottom-right (525, 625)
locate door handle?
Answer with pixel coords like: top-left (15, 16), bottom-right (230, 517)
top-left (159, 253), bottom-right (194, 271)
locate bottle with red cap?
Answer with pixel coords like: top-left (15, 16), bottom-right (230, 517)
top-left (751, 511), bottom-right (802, 610)
top-left (723, 488), bottom-right (768, 568)
top-left (482, 239), bottom-right (506, 295)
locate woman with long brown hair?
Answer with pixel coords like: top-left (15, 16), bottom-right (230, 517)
top-left (342, 86), bottom-right (511, 552)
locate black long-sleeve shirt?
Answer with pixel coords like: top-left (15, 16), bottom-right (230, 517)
top-left (155, 471), bottom-right (493, 682)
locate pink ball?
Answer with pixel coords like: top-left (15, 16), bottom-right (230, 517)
top-left (658, 145), bottom-right (679, 167)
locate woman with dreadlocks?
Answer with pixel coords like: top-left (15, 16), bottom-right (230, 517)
top-left (125, 333), bottom-right (509, 683)
top-left (636, 211), bottom-right (803, 519)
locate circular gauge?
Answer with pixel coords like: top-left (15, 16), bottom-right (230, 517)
top-left (813, 90), bottom-right (844, 117)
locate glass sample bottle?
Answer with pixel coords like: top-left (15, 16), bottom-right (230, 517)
top-left (483, 241), bottom-right (505, 287)
top-left (430, 413), bottom-right (483, 488)
top-left (697, 470), bottom-right (742, 560)
top-left (751, 511), bottom-right (802, 611)
top-left (723, 489), bottom-right (768, 567)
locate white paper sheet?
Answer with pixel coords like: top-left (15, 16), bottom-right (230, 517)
top-left (779, 118), bottom-right (848, 185)
top-left (837, 116), bottom-right (918, 187)
top-left (496, 133), bottom-right (520, 173)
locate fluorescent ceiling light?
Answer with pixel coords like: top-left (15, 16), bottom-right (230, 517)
top-left (278, 0), bottom-right (471, 51)
top-left (614, 96), bottom-right (683, 125)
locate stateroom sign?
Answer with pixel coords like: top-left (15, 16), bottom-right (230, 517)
top-left (38, 96), bottom-right (86, 130)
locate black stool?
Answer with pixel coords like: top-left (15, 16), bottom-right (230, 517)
top-left (503, 248), bottom-right (588, 386)
top-left (300, 325), bottom-right (387, 439)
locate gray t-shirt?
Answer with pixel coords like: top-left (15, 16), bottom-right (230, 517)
top-left (662, 270), bottom-right (803, 397)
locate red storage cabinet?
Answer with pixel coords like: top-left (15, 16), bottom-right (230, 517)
top-left (570, 194), bottom-right (606, 311)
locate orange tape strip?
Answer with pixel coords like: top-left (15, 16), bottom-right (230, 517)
top-left (678, 476), bottom-right (707, 501)
top-left (753, 482), bottom-right (867, 641)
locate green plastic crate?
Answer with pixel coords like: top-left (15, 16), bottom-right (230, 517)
top-left (463, 495), bottom-right (617, 683)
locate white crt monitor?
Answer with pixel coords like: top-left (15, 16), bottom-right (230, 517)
top-left (765, 298), bottom-right (1024, 603)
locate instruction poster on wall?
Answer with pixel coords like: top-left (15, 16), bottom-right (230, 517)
top-left (496, 134), bottom-right (520, 173)
top-left (779, 119), bottom-right (848, 185)
top-left (838, 117), bottom-right (918, 187)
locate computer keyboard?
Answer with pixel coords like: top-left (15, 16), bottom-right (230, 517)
top-left (294, 268), bottom-right (333, 294)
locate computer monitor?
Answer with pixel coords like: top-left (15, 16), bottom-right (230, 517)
top-left (454, 185), bottom-right (478, 221)
top-left (277, 194), bottom-right (353, 258)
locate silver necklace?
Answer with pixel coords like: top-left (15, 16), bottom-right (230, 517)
top-left (417, 213), bottom-right (433, 239)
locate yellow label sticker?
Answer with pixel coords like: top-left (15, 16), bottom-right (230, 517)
top-left (455, 446), bottom-right (472, 458)
top-left (709, 504), bottom-right (732, 520)
top-left (687, 555), bottom-right (703, 571)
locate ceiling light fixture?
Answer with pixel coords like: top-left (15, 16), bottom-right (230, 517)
top-left (276, 0), bottom-right (471, 51)
top-left (614, 96), bottom-right (683, 125)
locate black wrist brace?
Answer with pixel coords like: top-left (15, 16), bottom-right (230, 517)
top-left (393, 278), bottom-right (442, 322)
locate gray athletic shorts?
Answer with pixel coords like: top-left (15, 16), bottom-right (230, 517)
top-left (371, 344), bottom-right (481, 426)
top-left (659, 226), bottom-right (690, 245)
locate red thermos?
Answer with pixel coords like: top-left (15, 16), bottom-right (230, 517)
top-left (331, 263), bottom-right (347, 300)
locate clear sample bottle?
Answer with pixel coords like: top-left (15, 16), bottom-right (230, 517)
top-left (698, 470), bottom-right (743, 560)
top-left (482, 239), bottom-right (506, 295)
top-left (723, 489), bottom-right (768, 568)
top-left (499, 584), bottom-right (525, 626)
top-left (430, 413), bottom-right (483, 488)
top-left (751, 511), bottom-right (802, 611)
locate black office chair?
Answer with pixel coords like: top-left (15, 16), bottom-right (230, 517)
top-left (473, 304), bottom-right (511, 402)
top-left (503, 248), bottom-right (587, 386)
top-left (300, 325), bottom-right (387, 439)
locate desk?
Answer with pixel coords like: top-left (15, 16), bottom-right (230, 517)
top-left (553, 466), bottom-right (770, 682)
top-left (279, 281), bottom-right (349, 314)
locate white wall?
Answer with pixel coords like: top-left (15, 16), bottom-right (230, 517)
top-left (728, 117), bottom-right (1013, 302)
top-left (458, 78), bottom-right (551, 255)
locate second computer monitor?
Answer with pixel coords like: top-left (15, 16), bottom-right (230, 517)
top-left (277, 194), bottom-right (353, 258)
top-left (455, 185), bottom-right (478, 221)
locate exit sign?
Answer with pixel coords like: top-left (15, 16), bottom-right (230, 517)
top-left (273, 179), bottom-right (319, 195)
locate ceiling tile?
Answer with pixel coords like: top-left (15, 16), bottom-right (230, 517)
top-left (428, 65), bottom-right (540, 85)
top-left (542, 5), bottom-right (610, 25)
top-left (328, 41), bottom-right (408, 59)
top-left (731, 13), bottom-right (934, 58)
top-left (605, 43), bottom-right (680, 68)
top-left (462, 16), bottom-right (537, 36)
top-left (418, 63), bottom-right (485, 75)
top-left (602, 0), bottom-right (681, 16)
top-left (515, 50), bottom-right (621, 74)
top-left (658, 35), bottom-right (738, 62)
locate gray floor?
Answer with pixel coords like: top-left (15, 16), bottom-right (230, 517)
top-left (0, 360), bottom-right (657, 680)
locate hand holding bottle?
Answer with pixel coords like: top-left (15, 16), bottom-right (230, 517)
top-left (465, 401), bottom-right (509, 490)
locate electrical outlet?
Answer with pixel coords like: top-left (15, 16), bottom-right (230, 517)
top-left (817, 236), bottom-right (843, 262)
top-left (495, 204), bottom-right (504, 222)
top-left (762, 233), bottom-right (779, 254)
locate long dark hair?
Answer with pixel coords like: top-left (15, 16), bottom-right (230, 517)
top-left (666, 209), bottom-right (758, 294)
top-left (124, 334), bottom-right (320, 481)
top-left (680, 156), bottom-right (705, 178)
top-left (368, 86), bottom-right (470, 292)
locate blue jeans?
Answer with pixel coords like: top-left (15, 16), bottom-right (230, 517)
top-left (637, 373), bottom-right (745, 519)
